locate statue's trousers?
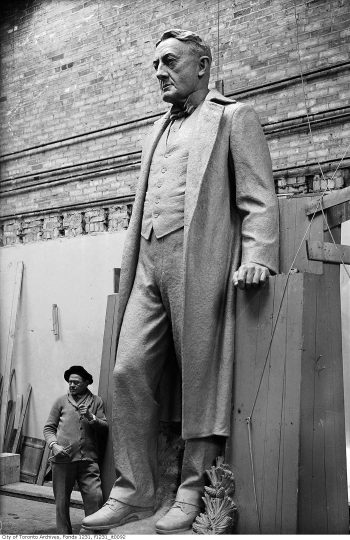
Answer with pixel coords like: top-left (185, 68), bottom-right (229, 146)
top-left (110, 229), bottom-right (222, 507)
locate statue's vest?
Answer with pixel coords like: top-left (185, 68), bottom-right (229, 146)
top-left (141, 108), bottom-right (200, 240)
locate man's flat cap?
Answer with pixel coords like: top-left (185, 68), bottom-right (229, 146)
top-left (64, 365), bottom-right (93, 385)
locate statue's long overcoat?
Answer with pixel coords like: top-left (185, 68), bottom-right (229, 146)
top-left (115, 90), bottom-right (279, 440)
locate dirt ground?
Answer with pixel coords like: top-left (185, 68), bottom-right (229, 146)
top-left (0, 494), bottom-right (182, 535)
top-left (0, 494), bottom-right (84, 534)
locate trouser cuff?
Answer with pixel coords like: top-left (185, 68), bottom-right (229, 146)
top-left (175, 499), bottom-right (201, 509)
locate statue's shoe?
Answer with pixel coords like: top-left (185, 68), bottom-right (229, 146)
top-left (82, 498), bottom-right (154, 530)
top-left (155, 501), bottom-right (201, 534)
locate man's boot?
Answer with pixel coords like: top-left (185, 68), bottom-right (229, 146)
top-left (155, 501), bottom-right (201, 534)
top-left (81, 498), bottom-right (154, 530)
top-left (155, 436), bottom-right (223, 533)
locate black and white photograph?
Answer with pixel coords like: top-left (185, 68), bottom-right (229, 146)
top-left (0, 0), bottom-right (349, 535)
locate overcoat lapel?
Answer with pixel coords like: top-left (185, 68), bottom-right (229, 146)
top-left (184, 99), bottom-right (224, 243)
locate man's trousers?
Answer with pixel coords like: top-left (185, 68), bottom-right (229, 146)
top-left (110, 229), bottom-right (223, 508)
top-left (52, 460), bottom-right (103, 533)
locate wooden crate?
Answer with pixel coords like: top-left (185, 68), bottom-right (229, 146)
top-left (20, 436), bottom-right (46, 484)
top-left (228, 272), bottom-right (348, 534)
top-left (0, 453), bottom-right (20, 485)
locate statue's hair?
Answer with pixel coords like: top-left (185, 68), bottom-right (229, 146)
top-left (156, 29), bottom-right (212, 63)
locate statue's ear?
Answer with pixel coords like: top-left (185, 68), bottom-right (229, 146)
top-left (198, 56), bottom-right (210, 78)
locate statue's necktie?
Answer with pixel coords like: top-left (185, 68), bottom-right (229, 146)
top-left (169, 101), bottom-right (196, 121)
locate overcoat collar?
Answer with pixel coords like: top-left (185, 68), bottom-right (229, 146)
top-left (183, 90), bottom-right (236, 233)
top-left (140, 89), bottom-right (235, 174)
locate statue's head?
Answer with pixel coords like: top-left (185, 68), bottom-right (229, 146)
top-left (153, 29), bottom-right (212, 105)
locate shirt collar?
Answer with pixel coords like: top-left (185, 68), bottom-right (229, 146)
top-left (170, 88), bottom-right (209, 120)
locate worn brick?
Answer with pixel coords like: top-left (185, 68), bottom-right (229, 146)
top-left (0, 0), bottom-right (348, 241)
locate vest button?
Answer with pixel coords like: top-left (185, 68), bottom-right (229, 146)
top-left (161, 167), bottom-right (166, 173)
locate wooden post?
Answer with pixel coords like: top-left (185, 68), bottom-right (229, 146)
top-left (11, 384), bottom-right (32, 454)
top-left (113, 268), bottom-right (121, 294)
top-left (36, 443), bottom-right (50, 485)
top-left (98, 294), bottom-right (119, 500)
top-left (0, 262), bottom-right (24, 452)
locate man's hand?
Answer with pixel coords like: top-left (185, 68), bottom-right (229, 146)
top-left (51, 444), bottom-right (69, 458)
top-left (78, 404), bottom-right (94, 421)
top-left (233, 263), bottom-right (270, 289)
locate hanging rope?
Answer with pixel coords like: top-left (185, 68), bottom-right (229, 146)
top-left (217, 0), bottom-right (220, 81)
top-left (293, 1), bottom-right (327, 184)
top-left (246, 417), bottom-right (261, 533)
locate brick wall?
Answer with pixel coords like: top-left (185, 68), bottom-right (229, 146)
top-left (0, 0), bottom-right (349, 244)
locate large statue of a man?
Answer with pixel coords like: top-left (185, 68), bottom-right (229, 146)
top-left (83, 28), bottom-right (279, 534)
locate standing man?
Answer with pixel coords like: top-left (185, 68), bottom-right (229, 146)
top-left (44, 365), bottom-right (108, 534)
top-left (83, 28), bottom-right (279, 534)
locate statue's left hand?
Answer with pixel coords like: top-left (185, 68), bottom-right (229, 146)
top-left (233, 263), bottom-right (270, 289)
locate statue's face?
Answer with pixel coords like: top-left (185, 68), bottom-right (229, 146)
top-left (153, 38), bottom-right (201, 105)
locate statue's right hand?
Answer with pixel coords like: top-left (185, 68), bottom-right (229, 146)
top-left (51, 444), bottom-right (69, 457)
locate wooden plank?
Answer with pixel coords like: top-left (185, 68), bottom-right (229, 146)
top-left (324, 201), bottom-right (350, 229)
top-left (278, 276), bottom-right (304, 531)
top-left (279, 198), bottom-right (323, 274)
top-left (258, 276), bottom-right (285, 533)
top-left (11, 384), bottom-right (32, 454)
top-left (3, 371), bottom-right (18, 453)
top-left (3, 400), bottom-right (16, 453)
top-left (98, 294), bottom-right (119, 501)
top-left (263, 275), bottom-right (302, 533)
top-left (310, 264), bottom-right (335, 530)
top-left (20, 437), bottom-right (46, 484)
top-left (113, 268), bottom-right (121, 293)
top-left (36, 443), bottom-right (50, 485)
top-left (298, 273), bottom-right (318, 531)
top-left (229, 277), bottom-right (277, 533)
top-left (312, 233), bottom-right (348, 532)
top-left (255, 275), bottom-right (303, 533)
top-left (306, 240), bottom-right (350, 264)
top-left (306, 185), bottom-right (350, 215)
top-left (13, 394), bottom-right (22, 431)
top-left (229, 284), bottom-right (260, 532)
top-left (247, 280), bottom-right (276, 534)
top-left (0, 262), bottom-right (24, 452)
top-left (3, 401), bottom-right (14, 451)
top-left (0, 375), bottom-right (3, 408)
